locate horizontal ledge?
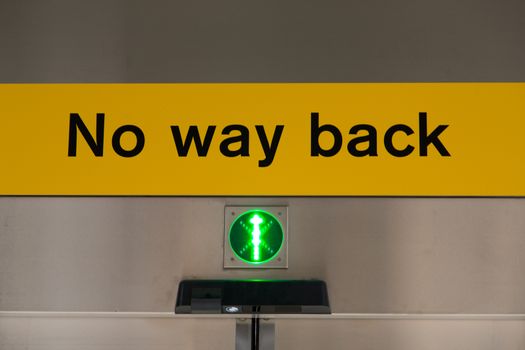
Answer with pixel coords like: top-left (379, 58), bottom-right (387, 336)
top-left (1, 312), bottom-right (525, 320)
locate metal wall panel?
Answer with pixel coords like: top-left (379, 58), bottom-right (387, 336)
top-left (1, 197), bottom-right (524, 313)
top-left (1, 316), bottom-right (524, 350)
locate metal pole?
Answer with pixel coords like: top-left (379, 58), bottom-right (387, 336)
top-left (236, 319), bottom-right (274, 350)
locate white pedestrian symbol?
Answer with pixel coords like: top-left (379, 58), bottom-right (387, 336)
top-left (249, 214), bottom-right (263, 261)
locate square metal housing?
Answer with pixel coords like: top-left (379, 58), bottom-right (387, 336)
top-left (224, 206), bottom-right (288, 269)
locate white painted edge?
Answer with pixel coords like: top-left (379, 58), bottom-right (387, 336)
top-left (1, 312), bottom-right (525, 320)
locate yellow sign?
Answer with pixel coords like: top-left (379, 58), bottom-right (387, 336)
top-left (1, 83), bottom-right (524, 196)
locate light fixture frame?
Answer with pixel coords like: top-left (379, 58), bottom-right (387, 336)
top-left (224, 206), bottom-right (288, 269)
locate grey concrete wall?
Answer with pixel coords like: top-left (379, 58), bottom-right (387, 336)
top-left (1, 0), bottom-right (525, 348)
top-left (1, 0), bottom-right (525, 83)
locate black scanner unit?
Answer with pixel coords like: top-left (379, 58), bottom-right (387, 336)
top-left (175, 279), bottom-right (330, 314)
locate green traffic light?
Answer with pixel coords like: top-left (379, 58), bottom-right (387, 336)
top-left (229, 209), bottom-right (284, 265)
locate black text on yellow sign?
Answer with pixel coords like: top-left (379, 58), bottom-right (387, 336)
top-left (1, 83), bottom-right (524, 196)
top-left (67, 111), bottom-right (450, 167)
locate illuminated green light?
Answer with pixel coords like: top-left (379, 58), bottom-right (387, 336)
top-left (229, 209), bottom-right (284, 265)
